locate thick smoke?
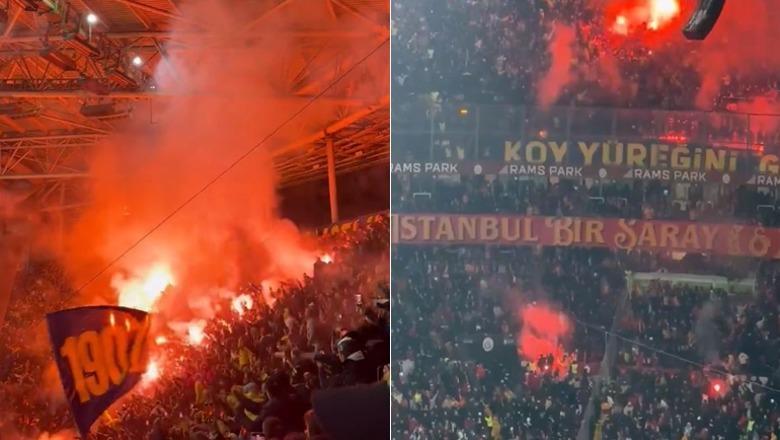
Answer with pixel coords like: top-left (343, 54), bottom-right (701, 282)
top-left (62, 0), bottom-right (385, 315)
top-left (692, 0), bottom-right (780, 108)
top-left (540, 0), bottom-right (780, 111)
top-left (516, 302), bottom-right (573, 376)
top-left (538, 23), bottom-right (575, 110)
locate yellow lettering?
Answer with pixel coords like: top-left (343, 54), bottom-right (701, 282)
top-left (457, 217), bottom-right (477, 241)
top-left (659, 224), bottom-right (680, 248)
top-left (505, 141), bottom-right (522, 161)
top-left (480, 217), bottom-right (499, 241)
top-left (400, 216), bottom-right (417, 241)
top-left (760, 155), bottom-right (780, 175)
top-left (524, 218), bottom-right (538, 242)
top-left (627, 143), bottom-right (647, 167)
top-left (680, 226), bottom-right (701, 249)
top-left (578, 142), bottom-right (600, 166)
top-left (614, 220), bottom-right (638, 250)
top-left (584, 220), bottom-right (605, 244)
top-left (526, 141), bottom-right (547, 164)
top-left (419, 216), bottom-right (435, 240)
top-left (671, 148), bottom-right (691, 169)
top-left (700, 225), bottom-right (719, 250)
top-left (434, 216), bottom-right (454, 241)
top-left (548, 141), bottom-right (568, 163)
top-left (637, 224), bottom-right (658, 247)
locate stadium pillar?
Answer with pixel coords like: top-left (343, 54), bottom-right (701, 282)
top-left (326, 137), bottom-right (339, 223)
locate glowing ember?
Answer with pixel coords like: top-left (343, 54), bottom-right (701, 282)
top-left (613, 15), bottom-right (629, 35)
top-left (320, 254), bottom-right (333, 264)
top-left (187, 320), bottom-right (206, 345)
top-left (611, 0), bottom-right (681, 35)
top-left (709, 378), bottom-right (729, 397)
top-left (231, 294), bottom-right (254, 316)
top-left (112, 262), bottom-right (175, 312)
top-left (648, 0), bottom-right (680, 30)
top-left (143, 360), bottom-right (160, 382)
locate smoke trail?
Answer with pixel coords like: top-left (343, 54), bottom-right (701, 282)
top-left (695, 300), bottom-right (722, 364)
top-left (692, 0), bottom-right (780, 109)
top-left (537, 23), bottom-right (576, 110)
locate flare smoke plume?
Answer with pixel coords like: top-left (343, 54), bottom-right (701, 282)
top-left (517, 303), bottom-right (573, 374)
top-left (537, 24), bottom-right (575, 110)
top-left (62, 0), bottom-right (386, 318)
top-left (538, 0), bottom-right (780, 111)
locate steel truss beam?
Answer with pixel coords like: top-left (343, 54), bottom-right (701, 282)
top-left (0, 131), bottom-right (100, 180)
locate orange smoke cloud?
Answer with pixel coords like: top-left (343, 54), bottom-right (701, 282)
top-left (597, 0), bottom-right (780, 109)
top-left (517, 303), bottom-right (573, 375)
top-left (60, 0), bottom-right (386, 321)
top-left (538, 23), bottom-right (576, 109)
top-left (112, 262), bottom-right (175, 312)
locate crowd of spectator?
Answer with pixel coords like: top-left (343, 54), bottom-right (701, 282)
top-left (392, 246), bottom-right (623, 439)
top-left (391, 0), bottom-right (779, 111)
top-left (598, 263), bottom-right (780, 439)
top-left (392, 240), bottom-right (780, 439)
top-left (0, 214), bottom-right (390, 440)
top-left (391, 0), bottom-right (780, 233)
top-left (392, 172), bottom-right (780, 226)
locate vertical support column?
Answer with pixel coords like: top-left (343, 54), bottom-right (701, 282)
top-left (59, 183), bottom-right (66, 254)
top-left (326, 137), bottom-right (339, 223)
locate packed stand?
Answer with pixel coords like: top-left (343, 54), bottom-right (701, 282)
top-left (392, 0), bottom-right (780, 112)
top-left (0, 260), bottom-right (76, 437)
top-left (597, 258), bottom-right (780, 439)
top-left (0, 215), bottom-right (390, 440)
top-left (392, 172), bottom-right (780, 226)
top-left (393, 231), bottom-right (780, 439)
top-left (392, 246), bottom-right (626, 439)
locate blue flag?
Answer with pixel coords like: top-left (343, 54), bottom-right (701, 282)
top-left (46, 306), bottom-right (151, 437)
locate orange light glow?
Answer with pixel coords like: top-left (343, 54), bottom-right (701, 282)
top-left (112, 262), bottom-right (175, 312)
top-left (109, 313), bottom-right (116, 327)
top-left (155, 335), bottom-right (168, 345)
top-left (613, 15), bottom-right (629, 35)
top-left (231, 294), bottom-right (254, 316)
top-left (187, 320), bottom-right (206, 345)
top-left (648, 0), bottom-right (680, 30)
top-left (143, 360), bottom-right (160, 383)
top-left (320, 254), bottom-right (333, 264)
top-left (610, 0), bottom-right (681, 35)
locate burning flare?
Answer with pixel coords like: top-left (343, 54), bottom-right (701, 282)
top-left (142, 360), bottom-right (160, 383)
top-left (187, 320), bottom-right (207, 345)
top-left (611, 0), bottom-right (681, 34)
top-left (647, 0), bottom-right (680, 29)
top-left (517, 304), bottom-right (573, 377)
top-left (231, 294), bottom-right (254, 316)
top-left (112, 262), bottom-right (175, 312)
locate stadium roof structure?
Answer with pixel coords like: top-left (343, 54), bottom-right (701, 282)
top-left (0, 0), bottom-right (389, 220)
